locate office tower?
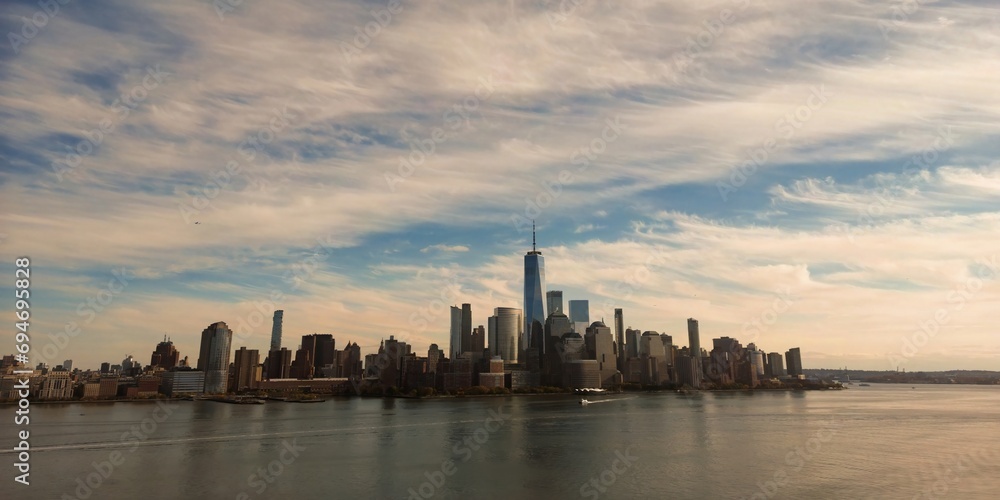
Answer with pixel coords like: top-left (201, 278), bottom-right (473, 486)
top-left (766, 352), bottom-right (784, 377)
top-left (625, 328), bottom-right (639, 359)
top-left (231, 347), bottom-right (260, 392)
top-left (472, 325), bottom-right (486, 354)
top-left (301, 334), bottom-right (335, 374)
top-left (547, 290), bottom-right (564, 316)
top-left (291, 349), bottom-right (313, 379)
top-left (585, 321), bottom-right (617, 388)
top-left (150, 335), bottom-right (179, 369)
top-left (197, 321), bottom-right (233, 393)
top-left (686, 318), bottom-right (703, 388)
top-left (543, 312), bottom-right (575, 385)
top-left (614, 308), bottom-right (625, 369)
top-left (786, 347), bottom-right (803, 377)
top-left (340, 342), bottom-right (362, 378)
top-left (492, 307), bottom-right (522, 363)
top-left (266, 347), bottom-right (292, 379)
top-left (568, 300), bottom-right (590, 332)
top-left (461, 303), bottom-right (473, 354)
top-left (450, 305), bottom-right (462, 359)
top-left (750, 349), bottom-right (765, 377)
top-left (62, 359), bottom-right (73, 371)
top-left (487, 315), bottom-right (497, 356)
top-left (428, 344), bottom-right (442, 373)
top-left (270, 310), bottom-right (284, 351)
top-left (524, 223), bottom-right (547, 348)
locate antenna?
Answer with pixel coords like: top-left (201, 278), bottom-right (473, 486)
top-left (532, 220), bottom-right (536, 252)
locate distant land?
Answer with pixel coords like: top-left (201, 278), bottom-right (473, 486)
top-left (804, 369), bottom-right (1000, 385)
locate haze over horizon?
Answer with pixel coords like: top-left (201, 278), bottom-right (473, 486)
top-left (2, 0), bottom-right (999, 372)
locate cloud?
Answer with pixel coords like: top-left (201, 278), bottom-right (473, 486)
top-left (2, 0), bottom-right (999, 370)
top-left (421, 244), bottom-right (470, 253)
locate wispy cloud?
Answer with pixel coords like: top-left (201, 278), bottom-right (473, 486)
top-left (421, 244), bottom-right (470, 253)
top-left (2, 0), bottom-right (999, 370)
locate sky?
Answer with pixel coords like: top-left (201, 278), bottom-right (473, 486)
top-left (1, 0), bottom-right (999, 372)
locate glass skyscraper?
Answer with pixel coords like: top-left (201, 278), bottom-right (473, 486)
top-left (197, 321), bottom-right (232, 394)
top-left (524, 225), bottom-right (546, 353)
top-left (568, 300), bottom-right (590, 332)
top-left (270, 310), bottom-right (283, 351)
top-left (492, 307), bottom-right (522, 363)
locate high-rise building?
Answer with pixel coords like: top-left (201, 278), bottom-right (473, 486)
top-left (686, 318), bottom-right (703, 388)
top-left (270, 310), bottom-right (284, 351)
top-left (461, 303), bottom-right (473, 354)
top-left (585, 321), bottom-right (618, 388)
top-left (428, 344), bottom-right (442, 373)
top-left (231, 347), bottom-right (260, 392)
top-left (547, 290), bottom-right (563, 316)
top-left (150, 336), bottom-right (179, 370)
top-left (568, 300), bottom-right (590, 333)
top-left (524, 223), bottom-right (547, 349)
top-left (266, 347), bottom-right (292, 379)
top-left (62, 359), bottom-right (73, 371)
top-left (450, 306), bottom-right (462, 359)
top-left (197, 321), bottom-right (233, 394)
top-left (614, 308), bottom-right (625, 370)
top-left (492, 307), bottom-right (522, 363)
top-left (301, 334), bottom-right (335, 374)
top-left (471, 325), bottom-right (486, 355)
top-left (766, 352), bottom-right (784, 377)
top-left (786, 347), bottom-right (803, 377)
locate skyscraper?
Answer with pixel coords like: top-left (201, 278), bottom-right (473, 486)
top-left (568, 300), bottom-right (590, 332)
top-left (270, 310), bottom-right (283, 351)
top-left (524, 223), bottom-right (547, 351)
top-left (150, 335), bottom-right (179, 369)
top-left (450, 305), bottom-right (462, 359)
top-left (786, 347), bottom-right (803, 377)
top-left (767, 352), bottom-right (785, 377)
top-left (547, 290), bottom-right (563, 317)
top-left (266, 347), bottom-right (292, 379)
top-left (461, 303), bottom-right (473, 354)
top-left (231, 347), bottom-right (260, 392)
top-left (687, 318), bottom-right (703, 388)
top-left (492, 307), bottom-right (522, 363)
top-left (197, 321), bottom-right (233, 393)
top-left (301, 334), bottom-right (335, 375)
top-left (614, 308), bottom-right (624, 370)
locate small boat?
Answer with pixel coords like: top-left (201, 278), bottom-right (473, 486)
top-left (579, 399), bottom-right (590, 405)
top-left (858, 383), bottom-right (870, 387)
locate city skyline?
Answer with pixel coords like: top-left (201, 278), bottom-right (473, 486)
top-left (3, 2), bottom-right (1000, 373)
